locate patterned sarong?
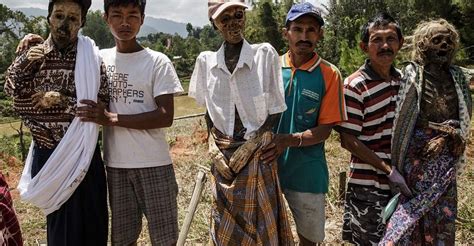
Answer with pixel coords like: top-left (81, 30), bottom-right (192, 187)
top-left (209, 128), bottom-right (294, 246)
top-left (379, 129), bottom-right (457, 245)
top-left (0, 173), bottom-right (23, 246)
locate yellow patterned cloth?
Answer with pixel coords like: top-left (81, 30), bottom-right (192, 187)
top-left (209, 128), bottom-right (294, 246)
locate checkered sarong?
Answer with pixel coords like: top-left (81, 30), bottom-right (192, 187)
top-left (210, 128), bottom-right (294, 246)
top-left (0, 172), bottom-right (23, 246)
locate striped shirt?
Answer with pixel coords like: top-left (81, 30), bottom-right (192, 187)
top-left (338, 60), bottom-right (400, 191)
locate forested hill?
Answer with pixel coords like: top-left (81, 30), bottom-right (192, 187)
top-left (14, 7), bottom-right (188, 37)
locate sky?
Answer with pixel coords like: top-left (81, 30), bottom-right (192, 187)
top-left (0, 0), bottom-right (328, 27)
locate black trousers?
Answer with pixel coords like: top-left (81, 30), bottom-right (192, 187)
top-left (31, 145), bottom-right (108, 246)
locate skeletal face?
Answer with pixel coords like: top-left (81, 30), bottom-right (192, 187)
top-left (214, 6), bottom-right (246, 44)
top-left (49, 0), bottom-right (83, 50)
top-left (423, 25), bottom-right (455, 66)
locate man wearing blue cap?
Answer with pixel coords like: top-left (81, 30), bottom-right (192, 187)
top-left (261, 2), bottom-right (347, 245)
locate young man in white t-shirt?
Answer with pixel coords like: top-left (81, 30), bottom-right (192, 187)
top-left (76, 0), bottom-right (183, 244)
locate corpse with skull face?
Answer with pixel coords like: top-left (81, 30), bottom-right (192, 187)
top-left (4, 0), bottom-right (110, 244)
top-left (412, 19), bottom-right (465, 158)
top-left (381, 19), bottom-right (472, 245)
top-left (211, 4), bottom-right (247, 73)
top-left (188, 1), bottom-right (293, 244)
top-left (48, 0), bottom-right (84, 50)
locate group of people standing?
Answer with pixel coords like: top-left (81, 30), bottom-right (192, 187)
top-left (0, 0), bottom-right (471, 245)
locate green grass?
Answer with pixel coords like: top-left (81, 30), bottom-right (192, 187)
top-left (174, 96), bottom-right (205, 118)
top-left (181, 78), bottom-right (190, 93)
top-left (0, 121), bottom-right (24, 136)
top-left (0, 117), bottom-right (17, 124)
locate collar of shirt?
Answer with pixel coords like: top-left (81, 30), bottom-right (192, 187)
top-left (282, 51), bottom-right (322, 72)
top-left (212, 39), bottom-right (254, 74)
top-left (43, 35), bottom-right (78, 55)
top-left (360, 59), bottom-right (401, 81)
top-left (282, 51), bottom-right (322, 96)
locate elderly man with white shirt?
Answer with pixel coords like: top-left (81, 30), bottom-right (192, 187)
top-left (188, 0), bottom-right (294, 245)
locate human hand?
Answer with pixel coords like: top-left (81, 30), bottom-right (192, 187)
top-left (208, 137), bottom-right (233, 180)
top-left (228, 135), bottom-right (261, 173)
top-left (212, 154), bottom-right (233, 180)
top-left (428, 120), bottom-right (466, 157)
top-left (16, 33), bottom-right (44, 54)
top-left (76, 99), bottom-right (116, 126)
top-left (260, 133), bottom-right (287, 164)
top-left (387, 167), bottom-right (413, 197)
top-left (26, 44), bottom-right (46, 62)
top-left (422, 135), bottom-right (446, 159)
top-left (32, 91), bottom-right (62, 110)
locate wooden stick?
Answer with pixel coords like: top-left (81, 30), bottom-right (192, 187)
top-left (177, 170), bottom-right (207, 246)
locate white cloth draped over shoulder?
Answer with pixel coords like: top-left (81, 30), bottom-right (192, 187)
top-left (17, 36), bottom-right (101, 215)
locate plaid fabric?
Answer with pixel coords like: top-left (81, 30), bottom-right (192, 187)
top-left (0, 173), bottom-right (23, 246)
top-left (210, 128), bottom-right (294, 246)
top-left (107, 165), bottom-right (179, 245)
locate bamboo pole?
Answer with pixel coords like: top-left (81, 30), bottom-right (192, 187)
top-left (177, 170), bottom-right (207, 246)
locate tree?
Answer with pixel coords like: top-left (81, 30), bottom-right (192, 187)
top-left (259, 1), bottom-right (285, 52)
top-left (186, 23), bottom-right (193, 37)
top-left (82, 10), bottom-right (115, 49)
top-left (318, 0), bottom-right (474, 70)
top-left (198, 25), bottom-right (222, 51)
top-left (338, 39), bottom-right (366, 77)
top-left (1, 4), bottom-right (48, 83)
top-left (244, 0), bottom-right (288, 53)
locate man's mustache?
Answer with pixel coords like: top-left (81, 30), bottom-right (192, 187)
top-left (378, 49), bottom-right (394, 55)
top-left (296, 40), bottom-right (313, 46)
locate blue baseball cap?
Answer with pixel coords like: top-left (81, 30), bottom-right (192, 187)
top-left (286, 2), bottom-right (324, 26)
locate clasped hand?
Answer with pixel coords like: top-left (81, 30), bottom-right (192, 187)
top-left (76, 100), bottom-right (115, 126)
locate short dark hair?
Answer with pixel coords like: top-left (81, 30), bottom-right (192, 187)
top-left (360, 12), bottom-right (402, 44)
top-left (104, 0), bottom-right (146, 16)
top-left (47, 0), bottom-right (91, 27)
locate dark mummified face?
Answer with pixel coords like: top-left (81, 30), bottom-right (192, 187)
top-left (49, 0), bottom-right (83, 50)
top-left (214, 6), bottom-right (246, 44)
top-left (423, 25), bottom-right (456, 66)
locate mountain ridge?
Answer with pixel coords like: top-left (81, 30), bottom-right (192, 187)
top-left (14, 7), bottom-right (189, 37)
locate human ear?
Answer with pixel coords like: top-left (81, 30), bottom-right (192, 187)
top-left (399, 37), bottom-right (404, 50)
top-left (282, 28), bottom-right (288, 41)
top-left (359, 42), bottom-right (368, 52)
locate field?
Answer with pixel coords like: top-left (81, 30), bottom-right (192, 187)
top-left (0, 95), bottom-right (473, 245)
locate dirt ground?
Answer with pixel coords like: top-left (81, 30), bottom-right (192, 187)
top-left (1, 117), bottom-right (473, 245)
